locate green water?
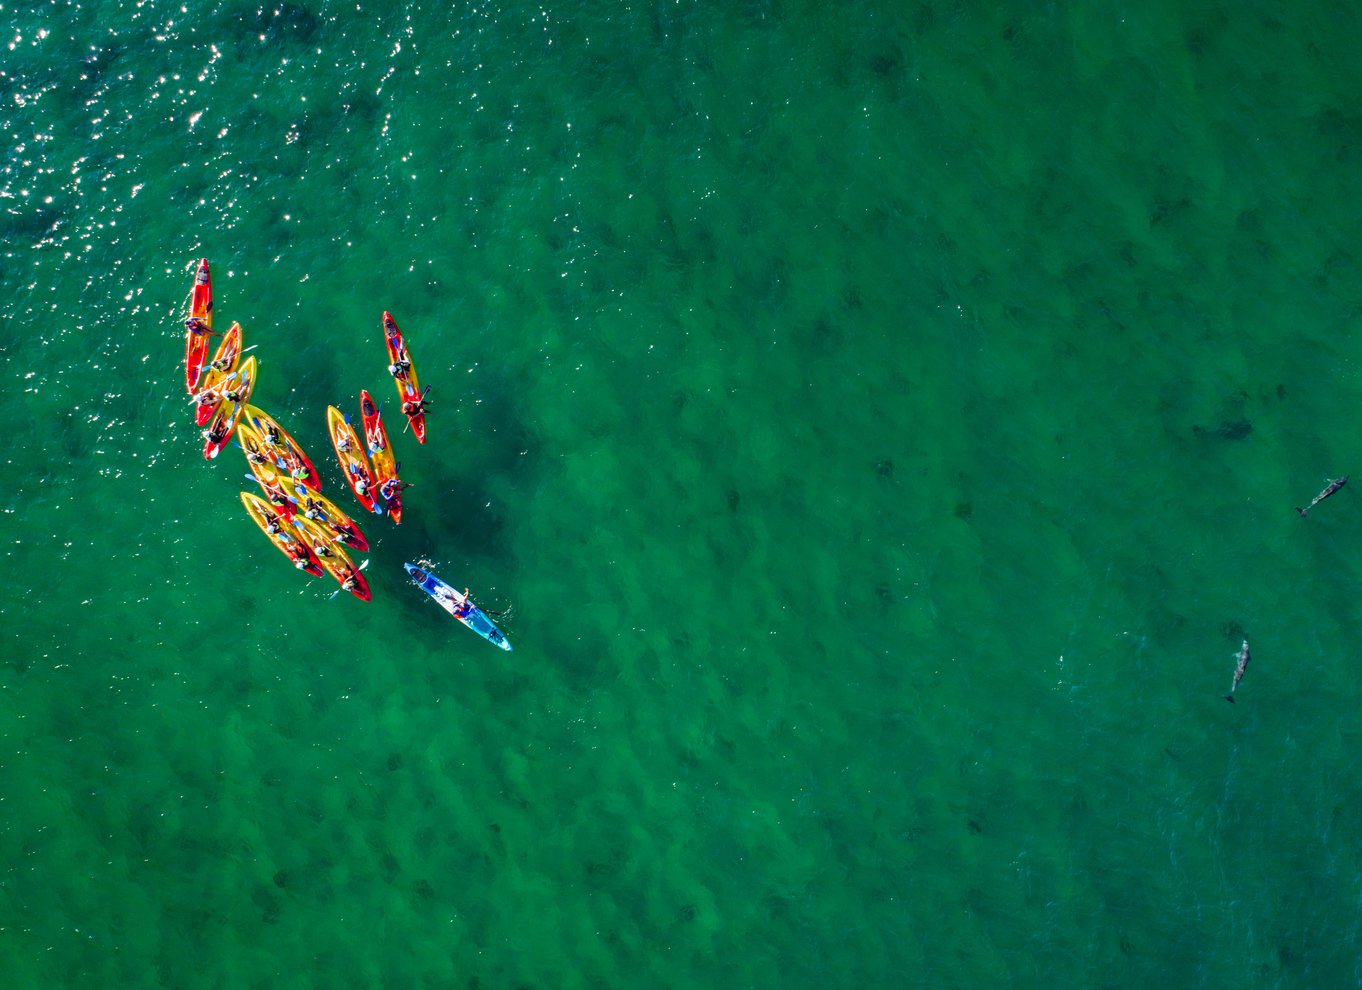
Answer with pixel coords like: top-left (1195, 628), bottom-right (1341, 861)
top-left (5, 0), bottom-right (1362, 986)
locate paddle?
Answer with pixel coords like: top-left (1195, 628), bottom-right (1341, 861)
top-left (243, 474), bottom-right (300, 505)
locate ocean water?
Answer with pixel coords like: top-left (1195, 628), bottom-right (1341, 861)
top-left (4, 0), bottom-right (1362, 986)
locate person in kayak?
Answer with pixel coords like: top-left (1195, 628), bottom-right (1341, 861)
top-left (264, 421), bottom-right (282, 445)
top-left (366, 426), bottom-right (385, 453)
top-left (194, 386), bottom-right (221, 408)
top-left (401, 393), bottom-right (430, 419)
top-left (202, 419), bottom-right (229, 446)
top-left (339, 564), bottom-right (361, 592)
top-left (302, 496), bottom-right (326, 521)
top-left (245, 443), bottom-right (268, 466)
top-left (378, 478), bottom-right (412, 504)
top-left (184, 316), bottom-right (217, 337)
top-left (224, 383), bottom-right (248, 403)
top-left (388, 348), bottom-right (412, 381)
top-left (335, 432), bottom-right (352, 454)
top-left (286, 454), bottom-right (310, 483)
top-left (262, 480), bottom-right (289, 508)
top-left (454, 590), bottom-right (472, 619)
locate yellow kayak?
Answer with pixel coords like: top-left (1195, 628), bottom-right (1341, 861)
top-left (238, 404), bottom-right (320, 491)
top-left (326, 404), bottom-right (380, 515)
top-left (284, 479), bottom-right (369, 552)
top-left (293, 515), bottom-right (371, 601)
top-left (193, 322), bottom-right (243, 427)
top-left (240, 491), bottom-right (323, 577)
top-left (203, 355), bottom-right (257, 460)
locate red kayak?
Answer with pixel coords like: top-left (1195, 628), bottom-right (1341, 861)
top-left (184, 258), bottom-right (214, 393)
top-left (383, 312), bottom-right (427, 444)
top-left (360, 389), bottom-right (403, 524)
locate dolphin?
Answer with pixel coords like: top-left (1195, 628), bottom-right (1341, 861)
top-left (1296, 476), bottom-right (1347, 517)
top-left (1224, 640), bottom-right (1251, 703)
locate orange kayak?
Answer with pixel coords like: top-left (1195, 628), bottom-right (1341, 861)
top-left (326, 405), bottom-right (380, 515)
top-left (240, 491), bottom-right (324, 578)
top-left (383, 312), bottom-right (426, 443)
top-left (184, 258), bottom-right (214, 393)
top-left (193, 322), bottom-right (243, 427)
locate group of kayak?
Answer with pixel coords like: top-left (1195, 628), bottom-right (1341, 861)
top-left (181, 258), bottom-right (511, 650)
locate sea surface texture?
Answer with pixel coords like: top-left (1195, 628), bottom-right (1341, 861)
top-left (4, 1), bottom-right (1362, 987)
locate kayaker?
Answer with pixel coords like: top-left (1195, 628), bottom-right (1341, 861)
top-left (194, 386), bottom-right (221, 408)
top-left (388, 351), bottom-right (412, 381)
top-left (339, 565), bottom-right (360, 592)
top-left (379, 478), bottom-right (412, 504)
top-left (310, 538), bottom-right (332, 557)
top-left (287, 455), bottom-right (310, 482)
top-left (184, 316), bottom-right (216, 336)
top-left (202, 420), bottom-right (228, 445)
top-left (245, 445), bottom-right (268, 465)
top-left (335, 432), bottom-right (352, 453)
top-left (224, 384), bottom-right (248, 403)
top-left (264, 422), bottom-right (282, 445)
top-left (402, 394), bottom-right (430, 419)
top-left (209, 353), bottom-right (232, 372)
top-left (454, 590), bottom-right (472, 619)
top-left (366, 426), bottom-right (385, 453)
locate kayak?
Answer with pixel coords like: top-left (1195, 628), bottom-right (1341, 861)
top-left (239, 404), bottom-right (321, 492)
top-left (383, 311), bottom-right (426, 444)
top-left (326, 405), bottom-right (381, 515)
top-left (282, 480), bottom-right (369, 552)
top-left (184, 258), bottom-right (213, 393)
top-left (294, 515), bottom-right (371, 601)
top-left (403, 563), bottom-right (512, 651)
top-left (360, 389), bottom-right (402, 524)
top-left (240, 491), bottom-right (324, 578)
top-left (202, 355), bottom-right (256, 460)
top-left (240, 435), bottom-right (299, 521)
top-left (193, 321), bottom-right (243, 426)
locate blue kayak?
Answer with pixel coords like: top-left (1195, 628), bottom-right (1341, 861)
top-left (404, 563), bottom-right (512, 651)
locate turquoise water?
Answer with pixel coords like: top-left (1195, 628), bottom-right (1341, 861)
top-left (5, 1), bottom-right (1362, 986)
